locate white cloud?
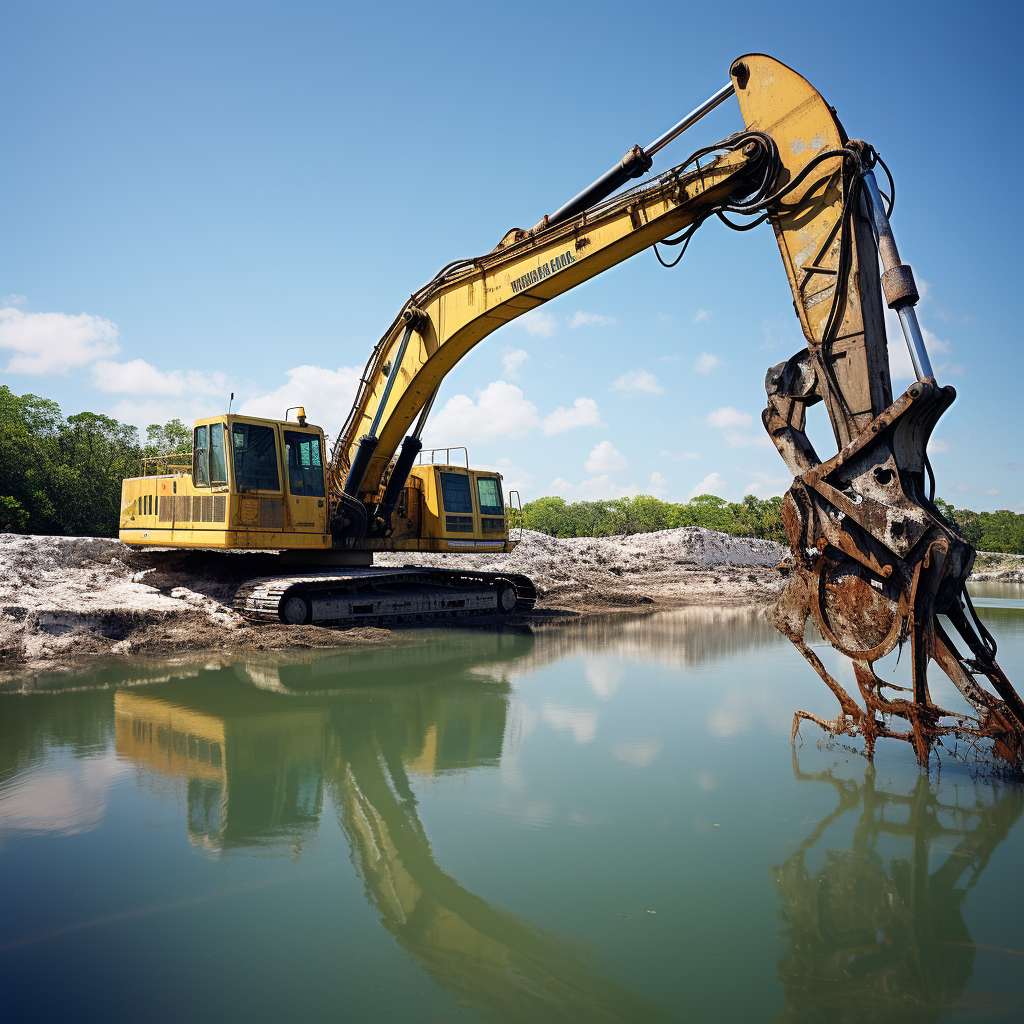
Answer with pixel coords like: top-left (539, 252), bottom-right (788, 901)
top-left (693, 309), bottom-right (712, 323)
top-left (478, 458), bottom-right (535, 498)
top-left (649, 471), bottom-right (668, 497)
top-left (706, 406), bottom-right (770, 448)
top-left (542, 703), bottom-right (597, 745)
top-left (522, 310), bottom-right (557, 337)
top-left (542, 396), bottom-right (604, 435)
top-left (550, 475), bottom-right (639, 500)
top-left (501, 348), bottom-right (529, 380)
top-left (613, 740), bottom-right (661, 767)
top-left (92, 358), bottom-right (231, 397)
top-left (724, 430), bottom-right (772, 449)
top-left (237, 364), bottom-right (362, 438)
top-left (0, 307), bottom-right (120, 374)
top-left (928, 437), bottom-right (951, 454)
top-left (585, 440), bottom-right (628, 472)
top-left (760, 315), bottom-right (801, 352)
top-left (611, 368), bottom-right (664, 396)
top-left (953, 484), bottom-right (1001, 497)
top-left (743, 471), bottom-right (789, 498)
top-left (886, 307), bottom-right (951, 381)
top-left (106, 396), bottom-right (226, 432)
top-left (694, 352), bottom-right (722, 374)
top-left (2, 294), bottom-right (27, 306)
top-left (651, 471), bottom-right (667, 487)
top-left (688, 471), bottom-right (726, 499)
top-left (887, 321), bottom-right (915, 380)
top-left (425, 379), bottom-right (539, 444)
top-left (923, 326), bottom-right (950, 355)
top-left (570, 311), bottom-right (617, 329)
top-left (661, 449), bottom-right (700, 461)
top-left (706, 406), bottom-right (752, 429)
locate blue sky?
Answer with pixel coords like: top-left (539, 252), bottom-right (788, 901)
top-left (2, 0), bottom-right (1021, 510)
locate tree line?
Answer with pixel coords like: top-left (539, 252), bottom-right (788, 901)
top-left (1, 386), bottom-right (190, 537)
top-left (508, 493), bottom-right (789, 543)
top-left (3, 385), bottom-right (1023, 553)
top-left (934, 499), bottom-right (1024, 556)
top-left (510, 493), bottom-right (1024, 553)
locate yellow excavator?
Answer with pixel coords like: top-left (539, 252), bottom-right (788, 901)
top-left (120, 54), bottom-right (1024, 765)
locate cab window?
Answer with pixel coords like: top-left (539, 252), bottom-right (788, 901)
top-left (210, 424), bottom-right (228, 485)
top-left (476, 477), bottom-right (503, 516)
top-left (232, 423), bottom-right (280, 492)
top-left (440, 472), bottom-right (473, 513)
top-left (193, 426), bottom-right (210, 487)
top-left (284, 431), bottom-right (326, 497)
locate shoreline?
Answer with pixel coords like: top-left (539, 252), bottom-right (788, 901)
top-left (2, 530), bottom-right (1018, 683)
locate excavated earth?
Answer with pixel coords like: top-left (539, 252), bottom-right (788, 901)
top-left (0, 529), bottom-right (790, 680)
top-left (3, 529), bottom-right (1019, 683)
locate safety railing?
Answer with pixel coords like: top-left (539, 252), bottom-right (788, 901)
top-left (415, 446), bottom-right (469, 468)
top-left (140, 452), bottom-right (193, 476)
top-left (507, 490), bottom-right (524, 542)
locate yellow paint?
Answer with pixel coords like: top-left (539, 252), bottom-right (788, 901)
top-left (340, 149), bottom-right (756, 496)
top-left (120, 414), bottom-right (516, 554)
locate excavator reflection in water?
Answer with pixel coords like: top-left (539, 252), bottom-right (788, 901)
top-left (113, 640), bottom-right (677, 1023)
top-left (772, 755), bottom-right (1024, 1023)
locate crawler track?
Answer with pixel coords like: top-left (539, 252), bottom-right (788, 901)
top-left (234, 567), bottom-right (537, 627)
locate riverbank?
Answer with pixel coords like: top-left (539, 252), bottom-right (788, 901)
top-left (0, 529), bottom-right (788, 677)
top-left (4, 530), bottom-right (1018, 680)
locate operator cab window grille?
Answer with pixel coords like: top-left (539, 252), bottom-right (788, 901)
top-left (446, 515), bottom-right (474, 533)
top-left (477, 477), bottom-right (503, 516)
top-left (232, 423), bottom-right (280, 492)
top-left (284, 431), bottom-right (326, 497)
top-left (440, 472), bottom-right (473, 514)
top-left (193, 426), bottom-right (210, 487)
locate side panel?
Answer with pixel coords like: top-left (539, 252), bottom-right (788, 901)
top-left (732, 53), bottom-right (891, 449)
top-left (119, 471), bottom-right (331, 551)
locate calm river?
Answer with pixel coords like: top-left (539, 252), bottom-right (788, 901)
top-left (2, 587), bottom-right (1023, 1022)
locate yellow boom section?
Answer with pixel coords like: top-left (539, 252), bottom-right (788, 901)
top-left (333, 146), bottom-right (758, 500)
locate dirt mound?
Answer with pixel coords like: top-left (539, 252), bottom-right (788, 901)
top-left (1, 528), bottom-right (787, 678)
top-left (971, 551), bottom-right (1024, 583)
top-left (378, 527), bottom-right (783, 581)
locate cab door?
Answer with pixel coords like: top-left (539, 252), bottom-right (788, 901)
top-left (283, 429), bottom-right (328, 534)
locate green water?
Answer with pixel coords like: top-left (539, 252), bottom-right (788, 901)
top-left (2, 592), bottom-right (1023, 1023)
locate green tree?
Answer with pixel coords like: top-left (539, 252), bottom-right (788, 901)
top-left (145, 418), bottom-right (191, 455)
top-left (1, 385), bottom-right (195, 538)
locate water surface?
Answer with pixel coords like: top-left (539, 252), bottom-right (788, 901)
top-left (2, 601), bottom-right (1023, 1023)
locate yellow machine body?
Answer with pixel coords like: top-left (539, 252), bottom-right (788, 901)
top-left (119, 414), bottom-right (515, 554)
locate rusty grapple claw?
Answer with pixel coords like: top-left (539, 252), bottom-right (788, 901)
top-left (733, 55), bottom-right (1024, 767)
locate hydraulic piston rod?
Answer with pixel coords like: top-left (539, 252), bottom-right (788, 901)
top-left (537, 83), bottom-right (736, 231)
top-left (644, 83), bottom-right (735, 156)
top-left (861, 170), bottom-right (934, 381)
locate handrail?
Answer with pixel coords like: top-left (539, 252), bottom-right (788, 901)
top-left (508, 489), bottom-right (523, 543)
top-left (415, 446), bottom-right (469, 468)
top-left (140, 451), bottom-right (193, 476)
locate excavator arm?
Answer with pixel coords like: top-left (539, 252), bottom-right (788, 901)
top-left (331, 140), bottom-right (768, 505)
top-left (326, 53), bottom-right (1023, 766)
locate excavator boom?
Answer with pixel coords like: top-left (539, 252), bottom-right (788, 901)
top-left (119, 53), bottom-right (1024, 766)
